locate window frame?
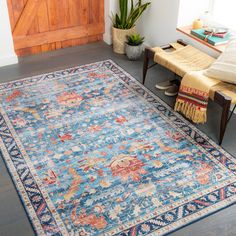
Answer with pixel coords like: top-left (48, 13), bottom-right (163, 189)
top-left (207, 0), bottom-right (236, 30)
top-left (208, 0), bottom-right (215, 14)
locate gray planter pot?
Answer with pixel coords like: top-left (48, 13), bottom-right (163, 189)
top-left (125, 43), bottom-right (143, 61)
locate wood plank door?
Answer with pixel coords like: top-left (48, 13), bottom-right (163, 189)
top-left (7, 0), bottom-right (104, 56)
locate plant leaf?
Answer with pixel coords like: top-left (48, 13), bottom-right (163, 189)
top-left (113, 0), bottom-right (151, 29)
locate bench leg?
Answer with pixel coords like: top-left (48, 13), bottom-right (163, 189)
top-left (214, 91), bottom-right (232, 145)
top-left (219, 99), bottom-right (231, 145)
top-left (142, 48), bottom-right (156, 85)
top-left (143, 48), bottom-right (150, 85)
top-left (143, 43), bottom-right (180, 85)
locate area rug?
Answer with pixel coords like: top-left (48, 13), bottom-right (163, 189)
top-left (0, 60), bottom-right (236, 236)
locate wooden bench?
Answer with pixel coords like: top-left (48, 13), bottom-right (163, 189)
top-left (143, 40), bottom-right (235, 145)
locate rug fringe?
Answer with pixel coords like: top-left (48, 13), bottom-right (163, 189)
top-left (174, 99), bottom-right (207, 124)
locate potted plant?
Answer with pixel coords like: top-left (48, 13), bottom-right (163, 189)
top-left (125, 34), bottom-right (144, 60)
top-left (112, 0), bottom-right (151, 54)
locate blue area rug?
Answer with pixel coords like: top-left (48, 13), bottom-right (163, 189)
top-left (0, 60), bottom-right (236, 235)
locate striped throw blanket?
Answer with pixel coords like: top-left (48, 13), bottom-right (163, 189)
top-left (174, 71), bottom-right (220, 123)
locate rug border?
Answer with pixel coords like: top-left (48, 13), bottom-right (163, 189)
top-left (0, 108), bottom-right (69, 235)
top-left (103, 60), bottom-right (236, 235)
top-left (108, 60), bottom-right (235, 164)
top-left (0, 59), bottom-right (235, 236)
top-left (1, 58), bottom-right (233, 158)
top-left (108, 60), bottom-right (234, 158)
top-left (0, 149), bottom-right (38, 235)
top-left (159, 199), bottom-right (236, 236)
top-left (0, 60), bottom-right (112, 90)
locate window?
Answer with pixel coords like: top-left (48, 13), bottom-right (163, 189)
top-left (209, 0), bottom-right (236, 30)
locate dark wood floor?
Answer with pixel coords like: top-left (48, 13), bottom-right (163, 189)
top-left (0, 42), bottom-right (235, 236)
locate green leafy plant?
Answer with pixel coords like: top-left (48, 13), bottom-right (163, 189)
top-left (112, 0), bottom-right (151, 29)
top-left (126, 34), bottom-right (144, 46)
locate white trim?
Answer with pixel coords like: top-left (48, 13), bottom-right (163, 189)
top-left (103, 0), bottom-right (118, 45)
top-left (0, 54), bottom-right (18, 67)
top-left (103, 32), bottom-right (113, 45)
top-left (208, 0), bottom-right (215, 13)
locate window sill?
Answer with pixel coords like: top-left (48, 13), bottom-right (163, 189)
top-left (176, 25), bottom-right (229, 53)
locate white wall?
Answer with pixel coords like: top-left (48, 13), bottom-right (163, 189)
top-left (0, 0), bottom-right (18, 67)
top-left (177, 0), bottom-right (209, 27)
top-left (137, 0), bottom-right (180, 47)
top-left (137, 0), bottom-right (219, 57)
top-left (104, 0), bottom-right (220, 57)
top-left (104, 0), bottom-right (181, 47)
top-left (176, 0), bottom-right (219, 57)
top-left (104, 0), bottom-right (118, 45)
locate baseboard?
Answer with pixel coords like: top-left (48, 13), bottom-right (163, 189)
top-left (103, 33), bottom-right (112, 45)
top-left (0, 54), bottom-right (18, 67)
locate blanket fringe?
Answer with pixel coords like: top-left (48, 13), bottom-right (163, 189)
top-left (174, 99), bottom-right (207, 124)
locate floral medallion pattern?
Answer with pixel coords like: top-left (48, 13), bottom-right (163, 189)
top-left (0, 60), bottom-right (236, 236)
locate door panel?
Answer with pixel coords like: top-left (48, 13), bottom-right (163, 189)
top-left (7, 0), bottom-right (104, 56)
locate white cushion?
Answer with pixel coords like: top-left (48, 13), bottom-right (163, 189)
top-left (204, 38), bottom-right (236, 84)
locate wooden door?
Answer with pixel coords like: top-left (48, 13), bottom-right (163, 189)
top-left (7, 0), bottom-right (104, 56)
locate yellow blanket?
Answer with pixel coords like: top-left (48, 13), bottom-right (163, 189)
top-left (152, 43), bottom-right (236, 123)
top-left (174, 71), bottom-right (219, 123)
top-left (175, 71), bottom-right (236, 123)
